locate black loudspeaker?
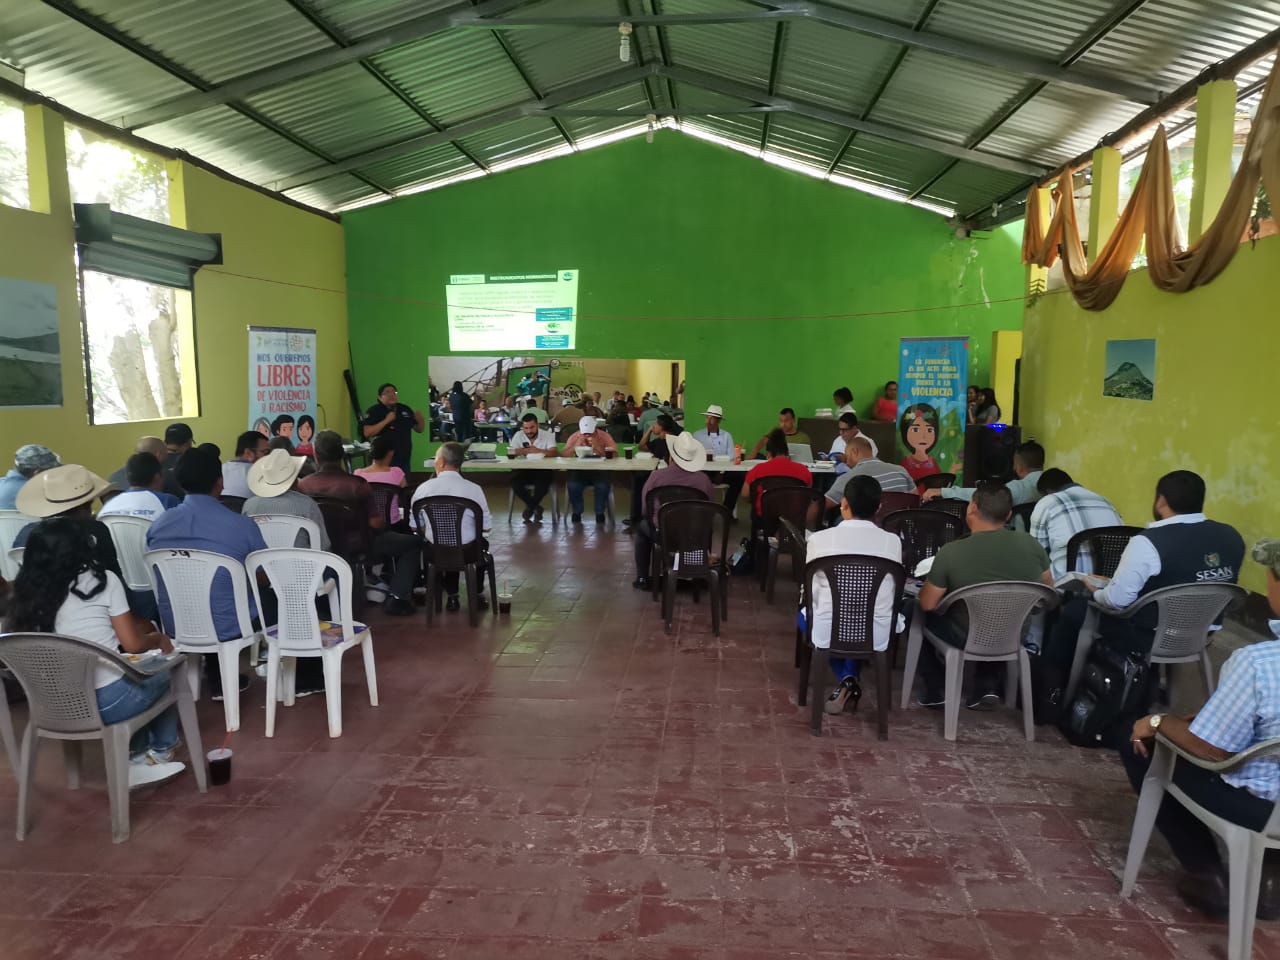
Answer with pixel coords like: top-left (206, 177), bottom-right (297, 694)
top-left (963, 424), bottom-right (1022, 485)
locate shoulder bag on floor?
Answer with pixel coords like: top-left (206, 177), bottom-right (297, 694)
top-left (1059, 644), bottom-right (1150, 749)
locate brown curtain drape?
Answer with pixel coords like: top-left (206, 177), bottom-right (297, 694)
top-left (1022, 53), bottom-right (1280, 311)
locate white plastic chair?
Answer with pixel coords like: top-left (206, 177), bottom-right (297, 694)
top-left (6, 547), bottom-right (22, 573)
top-left (901, 581), bottom-right (1058, 741)
top-left (1067, 582), bottom-right (1247, 703)
top-left (1123, 734), bottom-right (1280, 960)
top-left (251, 514), bottom-right (322, 550)
top-left (246, 547), bottom-right (377, 739)
top-left (143, 548), bottom-right (262, 732)
top-left (98, 515), bottom-right (154, 592)
top-left (0, 631), bottom-right (207, 842)
top-left (0, 510), bottom-right (30, 580)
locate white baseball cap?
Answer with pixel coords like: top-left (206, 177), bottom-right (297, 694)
top-left (578, 415), bottom-right (598, 435)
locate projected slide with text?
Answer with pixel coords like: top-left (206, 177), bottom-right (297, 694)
top-left (446, 270), bottom-right (579, 351)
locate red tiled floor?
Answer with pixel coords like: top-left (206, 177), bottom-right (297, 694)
top-left (0, 490), bottom-right (1268, 957)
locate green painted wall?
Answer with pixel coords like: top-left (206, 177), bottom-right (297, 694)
top-left (343, 132), bottom-right (1025, 469)
top-left (1022, 236), bottom-right (1280, 595)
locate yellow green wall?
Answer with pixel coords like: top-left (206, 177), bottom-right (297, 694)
top-left (627, 358), bottom-right (685, 402)
top-left (1021, 238), bottom-right (1279, 593)
top-left (0, 104), bottom-right (348, 479)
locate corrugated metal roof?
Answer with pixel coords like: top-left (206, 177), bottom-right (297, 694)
top-left (140, 104), bottom-right (329, 188)
top-left (456, 116), bottom-right (565, 166)
top-left (497, 0), bottom-right (635, 92)
top-left (869, 49), bottom-right (1033, 147)
top-left (555, 83), bottom-right (655, 142)
top-left (243, 64), bottom-right (428, 158)
top-left (284, 172), bottom-right (377, 210)
top-left (662, 0), bottom-right (776, 89)
top-left (302, 0), bottom-right (463, 39)
top-left (356, 141), bottom-right (475, 192)
top-left (774, 20), bottom-right (902, 114)
top-left (373, 30), bottom-right (529, 126)
top-left (0, 3), bottom-right (194, 120)
top-left (76, 0), bottom-right (333, 85)
top-left (1074, 0), bottom-right (1280, 92)
top-left (3, 0), bottom-right (1280, 215)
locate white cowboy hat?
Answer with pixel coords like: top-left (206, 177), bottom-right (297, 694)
top-left (702, 404), bottom-right (725, 420)
top-left (578, 415), bottom-right (598, 434)
top-left (668, 432), bottom-right (705, 473)
top-left (15, 464), bottom-right (111, 518)
top-left (247, 448), bottom-right (306, 498)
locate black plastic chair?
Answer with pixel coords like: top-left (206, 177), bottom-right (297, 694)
top-left (917, 473), bottom-right (956, 490)
top-left (368, 484), bottom-right (411, 532)
top-left (655, 500), bottom-right (732, 635)
top-left (411, 496), bottom-right (497, 627)
top-left (881, 508), bottom-right (965, 578)
top-left (923, 496), bottom-right (968, 525)
top-left (1008, 501), bottom-right (1037, 533)
top-left (217, 495), bottom-right (247, 513)
top-left (1065, 525), bottom-right (1143, 578)
top-left (748, 475), bottom-right (806, 539)
top-left (796, 554), bottom-right (905, 740)
top-left (645, 485), bottom-right (710, 598)
top-left (755, 485), bottom-right (825, 603)
top-left (872, 491), bottom-right (920, 528)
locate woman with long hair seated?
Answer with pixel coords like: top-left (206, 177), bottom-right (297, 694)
top-left (5, 518), bottom-right (187, 788)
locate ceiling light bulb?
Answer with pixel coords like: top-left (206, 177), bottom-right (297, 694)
top-left (618, 21), bottom-right (633, 62)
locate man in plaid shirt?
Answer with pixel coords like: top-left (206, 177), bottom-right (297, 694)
top-left (1121, 562), bottom-right (1280, 919)
top-left (1029, 468), bottom-right (1124, 579)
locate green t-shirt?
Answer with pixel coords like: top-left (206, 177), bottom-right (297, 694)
top-left (926, 528), bottom-right (1050, 631)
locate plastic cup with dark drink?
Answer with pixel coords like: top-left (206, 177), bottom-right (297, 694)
top-left (207, 748), bottom-right (232, 786)
top-left (506, 447), bottom-right (516, 459)
top-left (624, 446), bottom-right (634, 460)
top-left (606, 449), bottom-right (616, 460)
top-left (497, 593), bottom-right (513, 614)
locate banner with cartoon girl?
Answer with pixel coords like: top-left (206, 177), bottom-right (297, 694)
top-left (896, 337), bottom-right (968, 485)
top-left (248, 326), bottom-right (318, 451)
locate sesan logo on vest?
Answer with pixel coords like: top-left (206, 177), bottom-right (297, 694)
top-left (1197, 552), bottom-right (1235, 582)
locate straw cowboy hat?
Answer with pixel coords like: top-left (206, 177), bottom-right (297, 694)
top-left (668, 432), bottom-right (706, 473)
top-left (701, 404), bottom-right (725, 420)
top-left (247, 448), bottom-right (306, 498)
top-left (15, 464), bottom-right (111, 518)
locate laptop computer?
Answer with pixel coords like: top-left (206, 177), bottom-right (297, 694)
top-left (788, 443), bottom-right (815, 463)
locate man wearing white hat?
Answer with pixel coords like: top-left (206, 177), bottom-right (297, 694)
top-left (561, 415), bottom-right (617, 524)
top-left (693, 403), bottom-right (744, 510)
top-left (632, 432), bottom-right (715, 590)
top-left (242, 448), bottom-right (330, 550)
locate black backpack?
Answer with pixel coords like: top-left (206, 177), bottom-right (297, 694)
top-left (1059, 644), bottom-right (1151, 749)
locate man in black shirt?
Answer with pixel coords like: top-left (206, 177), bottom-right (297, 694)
top-left (362, 383), bottom-right (425, 474)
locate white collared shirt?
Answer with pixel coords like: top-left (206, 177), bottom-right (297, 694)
top-left (804, 519), bottom-right (902, 651)
top-left (1093, 513), bottom-right (1205, 609)
top-left (411, 470), bottom-right (492, 543)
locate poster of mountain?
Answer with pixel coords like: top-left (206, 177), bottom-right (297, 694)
top-left (1103, 339), bottom-right (1156, 401)
top-left (0, 276), bottom-right (61, 408)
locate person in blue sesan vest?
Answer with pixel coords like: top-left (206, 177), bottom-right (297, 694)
top-left (1051, 470), bottom-right (1244, 661)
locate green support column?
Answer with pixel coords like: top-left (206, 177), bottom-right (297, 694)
top-left (1189, 78), bottom-right (1237, 243)
top-left (1087, 146), bottom-right (1121, 258)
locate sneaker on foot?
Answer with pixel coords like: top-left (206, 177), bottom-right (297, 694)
top-left (446, 594), bottom-right (462, 612)
top-left (571, 513), bottom-right (582, 524)
top-left (384, 598), bottom-right (415, 616)
top-left (129, 760), bottom-right (185, 790)
top-left (632, 577), bottom-right (651, 590)
top-left (534, 506), bottom-right (544, 524)
top-left (825, 677), bottom-right (858, 715)
top-left (916, 690), bottom-right (946, 709)
top-left (210, 674), bottom-right (251, 702)
top-left (595, 513), bottom-right (606, 524)
top-left (476, 594), bottom-right (489, 611)
top-left (966, 690), bottom-right (1002, 711)
top-left (522, 507), bottom-right (534, 524)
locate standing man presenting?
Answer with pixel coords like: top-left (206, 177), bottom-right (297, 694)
top-left (363, 382), bottom-right (425, 475)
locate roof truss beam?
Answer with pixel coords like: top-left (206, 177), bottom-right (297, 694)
top-left (658, 65), bottom-right (1047, 177)
top-left (274, 66), bottom-right (659, 191)
top-left (121, 0), bottom-right (1163, 132)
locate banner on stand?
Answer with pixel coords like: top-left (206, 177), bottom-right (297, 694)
top-left (248, 326), bottom-right (317, 446)
top-left (896, 337), bottom-right (968, 485)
